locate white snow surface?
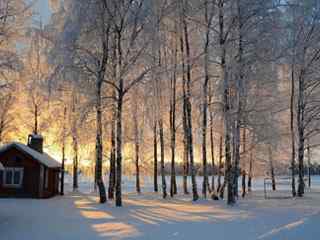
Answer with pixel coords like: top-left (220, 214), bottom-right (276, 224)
top-left (1, 176), bottom-right (320, 240)
top-left (0, 142), bottom-right (61, 168)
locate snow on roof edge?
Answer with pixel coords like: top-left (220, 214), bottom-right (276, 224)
top-left (0, 142), bottom-right (61, 169)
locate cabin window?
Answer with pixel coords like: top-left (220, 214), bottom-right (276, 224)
top-left (5, 170), bottom-right (13, 184)
top-left (3, 168), bottom-right (24, 188)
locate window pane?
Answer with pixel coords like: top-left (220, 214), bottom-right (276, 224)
top-left (5, 170), bottom-right (12, 184)
top-left (14, 170), bottom-right (21, 185)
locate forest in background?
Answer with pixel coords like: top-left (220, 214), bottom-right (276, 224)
top-left (1, 0), bottom-right (320, 205)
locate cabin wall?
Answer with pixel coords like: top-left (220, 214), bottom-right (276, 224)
top-left (0, 147), bottom-right (59, 198)
top-left (0, 148), bottom-right (40, 198)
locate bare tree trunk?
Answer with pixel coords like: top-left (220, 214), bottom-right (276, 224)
top-left (95, 18), bottom-right (110, 203)
top-left (307, 139), bottom-right (311, 188)
top-left (232, 0), bottom-right (245, 200)
top-left (34, 104), bottom-right (38, 135)
top-left (209, 76), bottom-right (215, 192)
top-left (159, 118), bottom-right (167, 199)
top-left (241, 128), bottom-right (246, 198)
top-left (210, 122), bottom-right (215, 191)
top-left (0, 95), bottom-right (12, 144)
top-left (135, 134), bottom-right (141, 194)
top-left (248, 150), bottom-right (253, 192)
top-left (0, 122), bottom-right (3, 144)
top-left (133, 93), bottom-right (141, 194)
top-left (60, 106), bottom-right (67, 195)
top-left (241, 170), bottom-right (246, 198)
top-left (202, 86), bottom-right (209, 198)
top-left (170, 41), bottom-right (178, 197)
top-left (183, 112), bottom-right (189, 195)
top-left (180, 24), bottom-right (189, 195)
top-left (201, 0), bottom-right (212, 199)
top-left (182, 0), bottom-right (198, 201)
top-left (115, 95), bottom-right (123, 206)
top-left (233, 122), bottom-right (240, 198)
top-left (96, 79), bottom-right (107, 203)
top-left (242, 127), bottom-right (246, 169)
top-left (290, 62), bottom-right (296, 197)
top-left (71, 94), bottom-right (78, 191)
top-left (268, 145), bottom-right (276, 191)
top-left (297, 71), bottom-right (305, 197)
top-left (219, 180), bottom-right (226, 199)
top-left (153, 121), bottom-right (158, 192)
top-left (223, 46), bottom-right (234, 204)
top-left (217, 135), bottom-right (222, 192)
top-left (108, 105), bottom-right (116, 199)
top-left (72, 133), bottom-right (78, 191)
top-left (115, 31), bottom-right (123, 207)
top-left (108, 38), bottom-right (117, 200)
top-left (219, 0), bottom-right (234, 205)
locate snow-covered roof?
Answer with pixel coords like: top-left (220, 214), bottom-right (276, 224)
top-left (0, 142), bottom-right (61, 168)
top-left (0, 162), bottom-right (3, 170)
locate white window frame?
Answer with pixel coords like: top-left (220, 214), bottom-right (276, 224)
top-left (3, 167), bottom-right (24, 188)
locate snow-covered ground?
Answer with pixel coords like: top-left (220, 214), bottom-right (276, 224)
top-left (1, 176), bottom-right (320, 240)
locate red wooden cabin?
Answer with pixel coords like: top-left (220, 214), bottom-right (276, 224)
top-left (0, 134), bottom-right (61, 198)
